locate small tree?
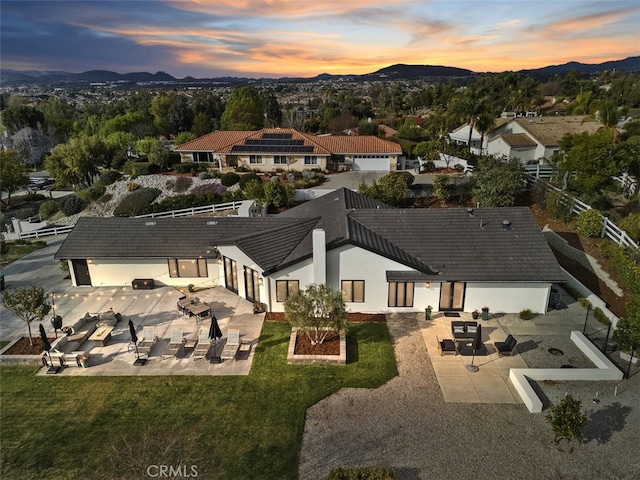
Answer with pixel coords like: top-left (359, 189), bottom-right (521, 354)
top-left (433, 174), bottom-right (451, 206)
top-left (613, 294), bottom-right (640, 378)
top-left (284, 284), bottom-right (348, 345)
top-left (2, 285), bottom-right (51, 345)
top-left (545, 394), bottom-right (588, 451)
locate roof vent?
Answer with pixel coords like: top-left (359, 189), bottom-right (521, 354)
top-left (207, 220), bottom-right (218, 225)
top-left (145, 221), bottom-right (156, 226)
top-left (467, 208), bottom-right (474, 217)
top-left (502, 220), bottom-right (512, 230)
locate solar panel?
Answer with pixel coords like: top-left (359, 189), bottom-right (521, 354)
top-left (231, 145), bottom-right (314, 153)
top-left (262, 133), bottom-right (293, 140)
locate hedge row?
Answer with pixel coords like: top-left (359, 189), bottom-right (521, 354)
top-left (598, 241), bottom-right (640, 294)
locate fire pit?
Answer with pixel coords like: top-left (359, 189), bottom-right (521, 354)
top-left (548, 348), bottom-right (564, 356)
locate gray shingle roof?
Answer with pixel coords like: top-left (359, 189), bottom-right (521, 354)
top-left (55, 189), bottom-right (564, 283)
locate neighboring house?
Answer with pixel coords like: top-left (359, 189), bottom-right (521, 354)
top-left (55, 188), bottom-right (565, 315)
top-left (450, 115), bottom-right (602, 162)
top-left (174, 128), bottom-right (402, 172)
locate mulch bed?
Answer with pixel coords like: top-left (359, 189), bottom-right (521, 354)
top-left (2, 336), bottom-right (53, 355)
top-left (294, 330), bottom-right (340, 355)
top-left (265, 312), bottom-right (386, 322)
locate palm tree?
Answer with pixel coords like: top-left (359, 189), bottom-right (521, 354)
top-left (475, 112), bottom-right (496, 155)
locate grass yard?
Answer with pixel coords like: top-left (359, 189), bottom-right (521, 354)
top-left (0, 240), bottom-right (47, 267)
top-left (0, 321), bottom-right (397, 480)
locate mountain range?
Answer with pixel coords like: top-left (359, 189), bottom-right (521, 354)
top-left (1, 56), bottom-right (638, 85)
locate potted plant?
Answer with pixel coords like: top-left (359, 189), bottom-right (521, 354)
top-left (481, 307), bottom-right (490, 321)
top-left (425, 305), bottom-right (432, 320)
top-left (79, 354), bottom-right (90, 368)
top-left (62, 325), bottom-right (74, 336)
top-left (472, 310), bottom-right (480, 320)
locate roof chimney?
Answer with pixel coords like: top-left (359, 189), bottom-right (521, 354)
top-left (312, 229), bottom-right (326, 285)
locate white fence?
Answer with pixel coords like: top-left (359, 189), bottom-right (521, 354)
top-left (16, 200), bottom-right (249, 240)
top-left (613, 172), bottom-right (638, 197)
top-left (529, 177), bottom-right (639, 249)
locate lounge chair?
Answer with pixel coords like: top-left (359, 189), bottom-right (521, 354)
top-left (138, 326), bottom-right (158, 356)
top-left (162, 328), bottom-right (185, 359)
top-left (494, 334), bottom-right (518, 356)
top-left (192, 329), bottom-right (212, 361)
top-left (220, 329), bottom-right (241, 361)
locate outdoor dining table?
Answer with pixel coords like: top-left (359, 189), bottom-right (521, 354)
top-left (178, 297), bottom-right (211, 322)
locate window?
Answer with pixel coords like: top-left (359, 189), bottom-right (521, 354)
top-left (276, 280), bottom-right (299, 302)
top-left (168, 258), bottom-right (208, 278)
top-left (304, 155), bottom-right (318, 165)
top-left (224, 257), bottom-right (238, 293)
top-left (244, 266), bottom-right (260, 303)
top-left (341, 280), bottom-right (365, 303)
top-left (273, 155), bottom-right (287, 165)
top-left (249, 155), bottom-right (263, 164)
top-left (388, 282), bottom-right (414, 307)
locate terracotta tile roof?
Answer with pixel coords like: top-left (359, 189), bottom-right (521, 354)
top-left (313, 135), bottom-right (402, 154)
top-left (514, 116), bottom-right (602, 147)
top-left (175, 129), bottom-right (401, 155)
top-left (500, 133), bottom-right (537, 147)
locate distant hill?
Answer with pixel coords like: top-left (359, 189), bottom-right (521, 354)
top-left (520, 56), bottom-right (640, 76)
top-left (1, 56), bottom-right (637, 86)
top-left (363, 63), bottom-right (474, 79)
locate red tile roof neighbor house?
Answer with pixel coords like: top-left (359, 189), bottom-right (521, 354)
top-left (175, 128), bottom-right (402, 172)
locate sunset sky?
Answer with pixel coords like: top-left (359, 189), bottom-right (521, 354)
top-left (1, 0), bottom-right (638, 79)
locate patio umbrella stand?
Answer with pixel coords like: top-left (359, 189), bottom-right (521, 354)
top-left (39, 323), bottom-right (61, 374)
top-left (209, 315), bottom-right (223, 364)
top-left (129, 319), bottom-right (147, 366)
top-left (466, 324), bottom-right (482, 373)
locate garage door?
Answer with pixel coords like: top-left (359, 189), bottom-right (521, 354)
top-left (352, 156), bottom-right (390, 171)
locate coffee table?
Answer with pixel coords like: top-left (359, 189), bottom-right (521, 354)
top-left (89, 326), bottom-right (114, 347)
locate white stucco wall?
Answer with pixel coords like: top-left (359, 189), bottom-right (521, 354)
top-left (82, 258), bottom-right (220, 288)
top-left (463, 282), bottom-right (552, 314)
top-left (267, 258), bottom-right (314, 312)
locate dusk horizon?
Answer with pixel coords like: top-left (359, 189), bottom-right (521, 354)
top-left (1, 1), bottom-right (638, 79)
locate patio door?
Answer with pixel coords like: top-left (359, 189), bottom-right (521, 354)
top-left (244, 267), bottom-right (260, 303)
top-left (439, 282), bottom-right (465, 311)
top-left (72, 259), bottom-right (91, 286)
top-left (223, 257), bottom-right (238, 294)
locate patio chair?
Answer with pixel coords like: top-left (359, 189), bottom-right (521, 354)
top-left (494, 334), bottom-right (518, 356)
top-left (192, 329), bottom-right (212, 361)
top-left (162, 328), bottom-right (185, 359)
top-left (138, 326), bottom-right (158, 356)
top-left (437, 335), bottom-right (456, 356)
top-left (220, 329), bottom-right (241, 361)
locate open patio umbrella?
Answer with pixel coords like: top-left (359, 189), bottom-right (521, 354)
top-left (209, 314), bottom-right (223, 363)
top-left (39, 323), bottom-right (59, 374)
top-left (129, 319), bottom-right (146, 366)
top-left (466, 324), bottom-right (482, 373)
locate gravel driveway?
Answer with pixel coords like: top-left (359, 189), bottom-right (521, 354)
top-left (299, 314), bottom-right (640, 480)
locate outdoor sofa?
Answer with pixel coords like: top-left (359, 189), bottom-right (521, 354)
top-left (451, 321), bottom-right (478, 341)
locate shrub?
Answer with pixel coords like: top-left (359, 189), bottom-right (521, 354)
top-left (99, 193), bottom-right (113, 203)
top-left (123, 161), bottom-right (159, 177)
top-left (15, 206), bottom-right (38, 220)
top-left (190, 183), bottom-right (227, 196)
top-left (221, 172), bottom-right (240, 187)
top-left (235, 165), bottom-right (250, 172)
top-left (77, 183), bottom-right (106, 203)
top-left (39, 200), bottom-right (60, 219)
top-left (598, 241), bottom-right (640, 294)
top-left (239, 172), bottom-right (261, 190)
top-left (60, 195), bottom-right (86, 216)
top-left (519, 309), bottom-right (534, 320)
top-left (199, 171), bottom-right (212, 180)
top-left (620, 213), bottom-right (640, 241)
top-left (544, 190), bottom-right (572, 220)
top-left (98, 170), bottom-right (121, 185)
top-left (453, 163), bottom-right (465, 172)
top-left (128, 182), bottom-right (140, 192)
top-left (591, 194), bottom-right (612, 211)
top-left (575, 209), bottom-right (603, 237)
top-left (173, 162), bottom-right (206, 174)
top-left (421, 160), bottom-right (435, 172)
top-left (113, 188), bottom-right (162, 217)
top-left (173, 176), bottom-right (192, 193)
top-left (326, 467), bottom-right (397, 480)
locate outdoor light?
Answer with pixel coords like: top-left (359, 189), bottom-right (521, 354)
top-left (425, 282), bottom-right (431, 289)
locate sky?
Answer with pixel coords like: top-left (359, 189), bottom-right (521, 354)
top-left (1, 0), bottom-right (639, 79)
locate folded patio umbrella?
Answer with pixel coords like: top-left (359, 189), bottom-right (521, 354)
top-left (466, 324), bottom-right (482, 372)
top-left (128, 319), bottom-right (138, 344)
top-left (209, 315), bottom-right (223, 363)
top-left (39, 323), bottom-right (52, 352)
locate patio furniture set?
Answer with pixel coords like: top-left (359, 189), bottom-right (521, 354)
top-left (177, 296), bottom-right (212, 323)
top-left (437, 320), bottom-right (518, 356)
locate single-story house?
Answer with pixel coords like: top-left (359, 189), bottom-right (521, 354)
top-left (174, 128), bottom-right (402, 172)
top-left (54, 188), bottom-right (565, 314)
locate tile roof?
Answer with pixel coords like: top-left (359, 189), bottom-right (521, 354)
top-left (514, 115), bottom-right (602, 147)
top-left (175, 128), bottom-right (401, 155)
top-left (499, 133), bottom-right (537, 148)
top-left (55, 189), bottom-right (564, 283)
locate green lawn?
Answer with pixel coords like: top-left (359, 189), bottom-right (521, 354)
top-left (0, 321), bottom-right (397, 480)
top-left (1, 240), bottom-right (47, 267)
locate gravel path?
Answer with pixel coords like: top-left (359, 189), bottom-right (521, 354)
top-left (299, 314), bottom-right (640, 480)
